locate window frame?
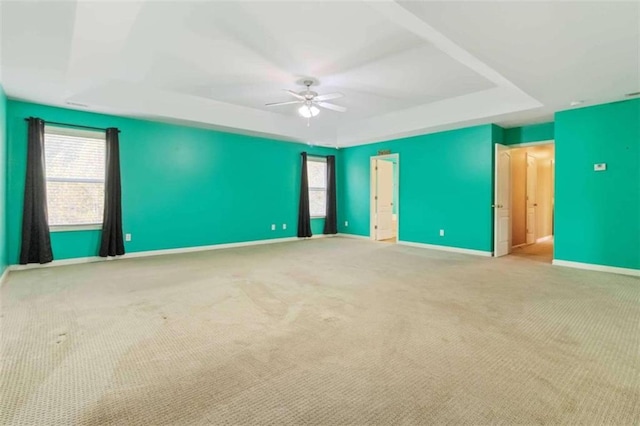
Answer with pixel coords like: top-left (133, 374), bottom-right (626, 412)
top-left (44, 125), bottom-right (106, 231)
top-left (307, 156), bottom-right (327, 219)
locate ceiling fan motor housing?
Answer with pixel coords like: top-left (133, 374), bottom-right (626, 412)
top-left (264, 79), bottom-right (346, 117)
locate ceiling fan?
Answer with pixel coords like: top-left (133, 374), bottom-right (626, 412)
top-left (265, 80), bottom-right (346, 125)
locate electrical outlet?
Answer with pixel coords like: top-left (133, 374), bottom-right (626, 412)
top-left (125, 233), bottom-right (132, 242)
top-left (271, 224), bottom-right (276, 231)
top-left (282, 224), bottom-right (287, 230)
top-left (345, 221), bottom-right (349, 227)
top-left (439, 229), bottom-right (445, 237)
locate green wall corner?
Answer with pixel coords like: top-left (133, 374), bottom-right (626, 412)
top-left (504, 122), bottom-right (554, 145)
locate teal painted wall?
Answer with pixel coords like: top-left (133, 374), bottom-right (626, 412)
top-left (6, 100), bottom-right (336, 264)
top-left (339, 125), bottom-right (494, 252)
top-left (491, 124), bottom-right (505, 145)
top-left (0, 86), bottom-right (7, 276)
top-left (555, 99), bottom-right (640, 270)
top-left (504, 122), bottom-right (554, 145)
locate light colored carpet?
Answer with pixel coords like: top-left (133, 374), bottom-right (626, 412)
top-left (1, 237), bottom-right (638, 425)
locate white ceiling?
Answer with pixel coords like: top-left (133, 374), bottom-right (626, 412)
top-left (1, 1), bottom-right (638, 147)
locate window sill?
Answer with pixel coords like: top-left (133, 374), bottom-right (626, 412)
top-left (50, 224), bottom-right (102, 233)
top-left (310, 216), bottom-right (326, 219)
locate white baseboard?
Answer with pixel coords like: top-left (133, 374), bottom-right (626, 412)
top-left (7, 236), bottom-right (319, 272)
top-left (537, 235), bottom-right (553, 243)
top-left (9, 256), bottom-right (112, 271)
top-left (336, 233), bottom-right (403, 243)
top-left (397, 240), bottom-right (493, 257)
top-left (306, 234), bottom-right (337, 240)
top-left (552, 259), bottom-right (640, 277)
top-left (123, 237), bottom-right (304, 260)
top-left (0, 267), bottom-right (9, 288)
top-left (336, 233), bottom-right (370, 240)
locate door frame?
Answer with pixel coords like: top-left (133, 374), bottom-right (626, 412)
top-left (370, 153), bottom-right (400, 241)
top-left (494, 143), bottom-right (512, 257)
top-left (526, 153), bottom-right (537, 245)
top-left (493, 139), bottom-right (556, 255)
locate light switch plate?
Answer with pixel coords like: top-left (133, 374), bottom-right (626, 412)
top-left (594, 163), bottom-right (607, 171)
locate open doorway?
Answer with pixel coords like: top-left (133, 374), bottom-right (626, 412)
top-left (494, 142), bottom-right (555, 262)
top-left (370, 154), bottom-right (399, 243)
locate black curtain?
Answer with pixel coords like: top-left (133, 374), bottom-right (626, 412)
top-left (20, 118), bottom-right (54, 264)
top-left (99, 128), bottom-right (125, 257)
top-left (323, 155), bottom-right (337, 234)
top-left (297, 152), bottom-right (313, 238)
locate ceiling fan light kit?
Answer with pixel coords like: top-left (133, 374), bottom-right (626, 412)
top-left (299, 104), bottom-right (320, 118)
top-left (266, 79), bottom-right (346, 126)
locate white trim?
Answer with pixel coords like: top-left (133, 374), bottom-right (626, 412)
top-left (552, 260), bottom-right (640, 277)
top-left (337, 233), bottom-right (372, 240)
top-left (337, 233), bottom-right (399, 244)
top-left (300, 234), bottom-right (336, 240)
top-left (50, 224), bottom-right (102, 232)
top-left (9, 256), bottom-right (111, 270)
top-left (370, 153), bottom-right (400, 242)
top-left (45, 124), bottom-right (106, 139)
top-left (308, 157), bottom-right (328, 218)
top-left (122, 237), bottom-right (302, 260)
top-left (7, 236), bottom-right (316, 271)
top-left (0, 268), bottom-right (10, 288)
top-left (536, 235), bottom-right (553, 243)
top-left (511, 243), bottom-right (527, 249)
top-left (397, 240), bottom-right (493, 257)
top-left (494, 143), bottom-right (512, 257)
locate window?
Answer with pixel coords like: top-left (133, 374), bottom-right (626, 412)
top-left (44, 126), bottom-right (106, 227)
top-left (307, 157), bottom-right (327, 218)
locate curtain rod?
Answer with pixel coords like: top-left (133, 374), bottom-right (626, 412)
top-left (24, 118), bottom-right (119, 133)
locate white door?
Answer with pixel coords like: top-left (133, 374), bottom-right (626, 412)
top-left (494, 144), bottom-right (511, 257)
top-left (526, 154), bottom-right (537, 244)
top-left (375, 160), bottom-right (394, 240)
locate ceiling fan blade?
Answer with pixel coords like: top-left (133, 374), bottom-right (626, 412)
top-left (285, 89), bottom-right (306, 100)
top-left (316, 101), bottom-right (347, 112)
top-left (314, 92), bottom-right (344, 101)
top-left (265, 100), bottom-right (302, 107)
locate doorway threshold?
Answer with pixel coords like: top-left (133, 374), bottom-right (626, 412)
top-left (510, 238), bottom-right (554, 263)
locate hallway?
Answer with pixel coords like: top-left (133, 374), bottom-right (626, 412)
top-left (509, 238), bottom-right (554, 263)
